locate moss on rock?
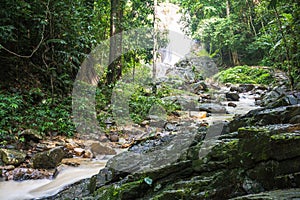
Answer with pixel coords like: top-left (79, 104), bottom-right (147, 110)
top-left (0, 148), bottom-right (26, 166)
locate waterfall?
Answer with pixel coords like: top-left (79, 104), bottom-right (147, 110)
top-left (155, 3), bottom-right (193, 78)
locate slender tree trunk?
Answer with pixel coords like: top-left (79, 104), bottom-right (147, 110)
top-left (153, 0), bottom-right (157, 80)
top-left (246, 0), bottom-right (257, 36)
top-left (152, 0), bottom-right (158, 94)
top-left (226, 0), bottom-right (240, 66)
top-left (107, 0), bottom-right (123, 85)
top-left (115, 5), bottom-right (123, 80)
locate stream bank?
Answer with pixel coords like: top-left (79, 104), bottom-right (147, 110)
top-left (44, 87), bottom-right (300, 200)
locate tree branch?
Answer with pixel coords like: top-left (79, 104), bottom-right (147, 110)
top-left (0, 0), bottom-right (50, 58)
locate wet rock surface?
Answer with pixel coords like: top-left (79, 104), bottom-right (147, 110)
top-left (226, 92), bottom-right (240, 101)
top-left (231, 188), bottom-right (300, 199)
top-left (32, 146), bottom-right (65, 169)
top-left (45, 97), bottom-right (300, 200)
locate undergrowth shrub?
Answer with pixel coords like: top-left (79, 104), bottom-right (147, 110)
top-left (214, 65), bottom-right (274, 84)
top-left (0, 91), bottom-right (75, 145)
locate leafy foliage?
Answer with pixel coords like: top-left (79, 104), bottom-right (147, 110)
top-left (0, 91), bottom-right (75, 145)
top-left (129, 87), bottom-right (180, 124)
top-left (214, 66), bottom-right (274, 85)
top-left (0, 0), bottom-right (156, 139)
top-left (24, 98), bottom-right (75, 136)
top-left (178, 0), bottom-right (300, 87)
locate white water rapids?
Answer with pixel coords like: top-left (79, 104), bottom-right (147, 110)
top-left (0, 160), bottom-right (107, 200)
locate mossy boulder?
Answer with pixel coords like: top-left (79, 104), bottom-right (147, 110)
top-left (32, 146), bottom-right (65, 169)
top-left (0, 148), bottom-right (26, 166)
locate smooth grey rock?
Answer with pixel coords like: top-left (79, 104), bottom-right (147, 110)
top-left (197, 103), bottom-right (227, 113)
top-left (163, 95), bottom-right (200, 111)
top-left (239, 84), bottom-right (255, 92)
top-left (230, 86), bottom-right (243, 93)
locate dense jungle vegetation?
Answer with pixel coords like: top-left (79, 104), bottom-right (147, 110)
top-left (0, 0), bottom-right (299, 144)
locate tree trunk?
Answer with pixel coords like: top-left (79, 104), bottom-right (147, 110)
top-left (152, 0), bottom-right (158, 94)
top-left (153, 0), bottom-right (158, 81)
top-left (226, 0), bottom-right (240, 66)
top-left (107, 0), bottom-right (123, 85)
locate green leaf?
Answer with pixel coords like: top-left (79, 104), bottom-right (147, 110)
top-left (10, 103), bottom-right (18, 109)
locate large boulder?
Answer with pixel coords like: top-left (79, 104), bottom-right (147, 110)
top-left (226, 92), bottom-right (240, 101)
top-left (239, 84), bottom-right (255, 92)
top-left (0, 149), bottom-right (26, 166)
top-left (89, 142), bottom-right (116, 158)
top-left (32, 147), bottom-right (65, 169)
top-left (162, 95), bottom-right (200, 111)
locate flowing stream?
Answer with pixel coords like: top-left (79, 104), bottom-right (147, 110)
top-left (0, 160), bottom-right (107, 200)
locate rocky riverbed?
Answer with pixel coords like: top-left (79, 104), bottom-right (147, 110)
top-left (1, 52), bottom-right (300, 199)
top-left (43, 86), bottom-right (300, 200)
